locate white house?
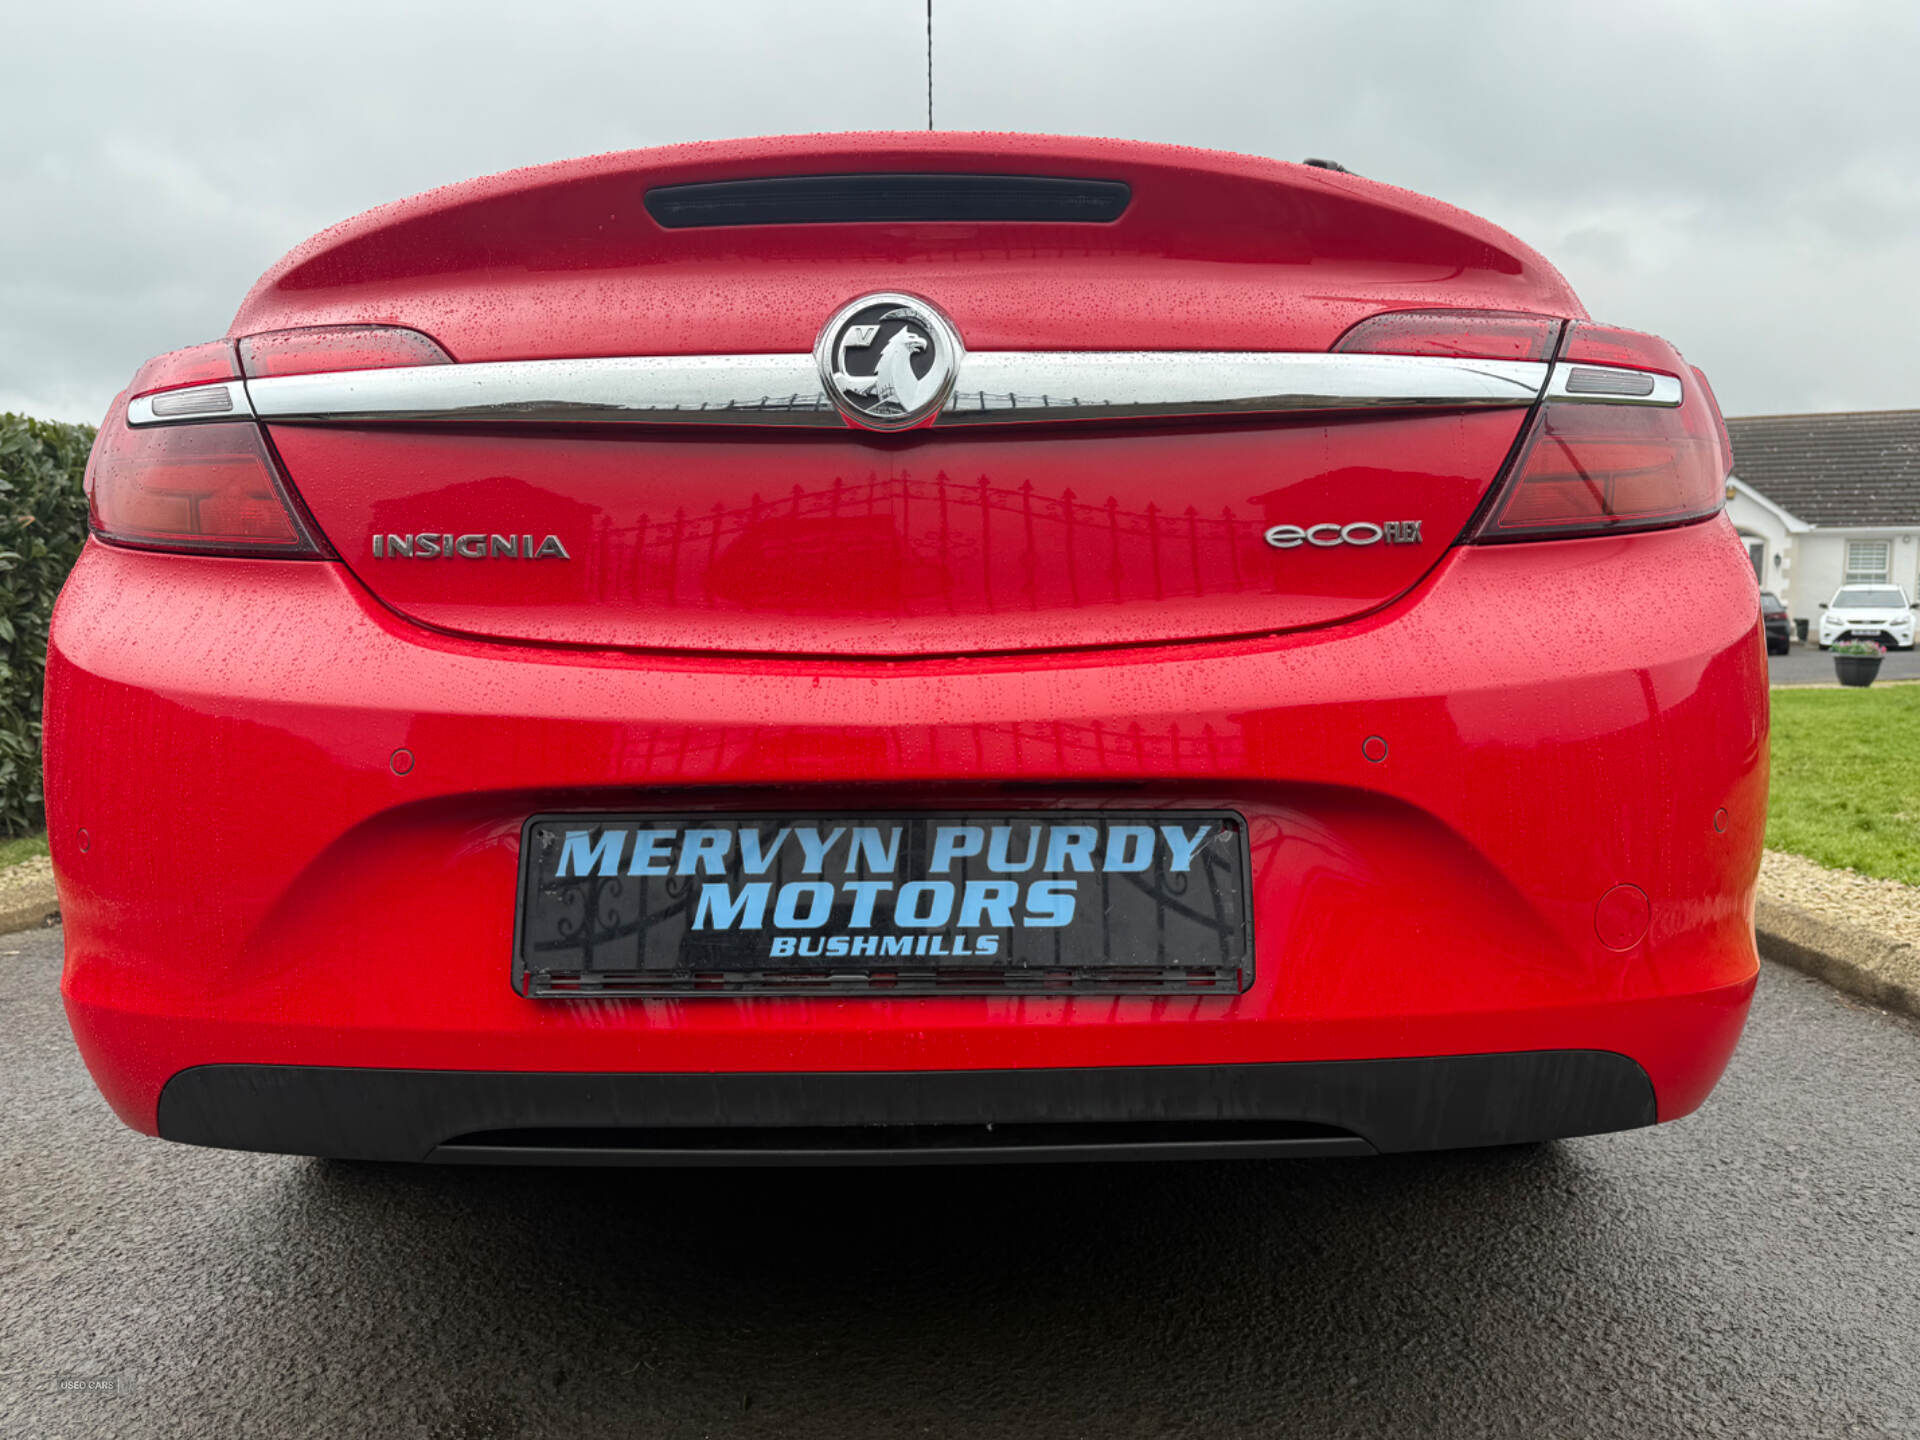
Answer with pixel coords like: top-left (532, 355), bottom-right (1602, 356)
top-left (1724, 409), bottom-right (1920, 636)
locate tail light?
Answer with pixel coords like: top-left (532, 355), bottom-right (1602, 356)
top-left (1339, 311), bottom-right (1730, 543)
top-left (1334, 308), bottom-right (1562, 362)
top-left (87, 413), bottom-right (322, 556)
top-left (85, 326), bottom-right (448, 558)
top-left (237, 324), bottom-right (453, 378)
top-left (125, 340), bottom-right (243, 397)
top-left (1688, 364), bottom-right (1733, 478)
top-left (1474, 323), bottom-right (1727, 542)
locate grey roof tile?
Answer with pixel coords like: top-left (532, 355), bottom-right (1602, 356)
top-left (1728, 409), bottom-right (1920, 527)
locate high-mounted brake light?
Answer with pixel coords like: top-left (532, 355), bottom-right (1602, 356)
top-left (1334, 308), bottom-right (1562, 362)
top-left (1473, 322), bottom-right (1728, 543)
top-left (238, 325), bottom-right (454, 378)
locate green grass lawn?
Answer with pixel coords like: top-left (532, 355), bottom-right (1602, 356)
top-left (0, 832), bottom-right (47, 869)
top-left (1768, 686), bottom-right (1920, 884)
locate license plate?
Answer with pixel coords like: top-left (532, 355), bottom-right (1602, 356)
top-left (514, 811), bottom-right (1251, 996)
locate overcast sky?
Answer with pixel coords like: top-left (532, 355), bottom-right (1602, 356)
top-left (4, 0), bottom-right (1915, 424)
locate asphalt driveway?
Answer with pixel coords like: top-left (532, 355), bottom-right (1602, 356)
top-left (5, 925), bottom-right (1920, 1438)
top-left (1770, 642), bottom-right (1920, 686)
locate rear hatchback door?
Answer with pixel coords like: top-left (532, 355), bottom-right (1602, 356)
top-left (235, 136), bottom-right (1579, 657)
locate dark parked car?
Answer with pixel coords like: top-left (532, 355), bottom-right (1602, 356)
top-left (1761, 590), bottom-right (1791, 655)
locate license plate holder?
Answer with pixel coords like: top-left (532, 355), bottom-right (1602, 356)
top-left (513, 810), bottom-right (1252, 997)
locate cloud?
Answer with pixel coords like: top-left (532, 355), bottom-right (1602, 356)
top-left (3, 0), bottom-right (1915, 421)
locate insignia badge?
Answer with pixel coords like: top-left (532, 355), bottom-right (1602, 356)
top-left (371, 532), bottom-right (571, 559)
top-left (815, 292), bottom-right (962, 431)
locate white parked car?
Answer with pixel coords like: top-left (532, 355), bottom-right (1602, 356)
top-left (1818, 585), bottom-right (1915, 650)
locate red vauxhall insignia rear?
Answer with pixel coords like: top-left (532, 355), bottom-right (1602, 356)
top-left (46, 135), bottom-right (1766, 1163)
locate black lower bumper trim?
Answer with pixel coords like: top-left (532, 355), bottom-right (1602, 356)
top-left (155, 1051), bottom-right (1655, 1164)
top-left (433, 1119), bottom-right (1369, 1166)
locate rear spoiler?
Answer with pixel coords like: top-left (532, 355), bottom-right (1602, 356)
top-left (232, 132), bottom-right (1582, 360)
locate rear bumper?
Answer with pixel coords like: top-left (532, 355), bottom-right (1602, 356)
top-left (156, 1053), bottom-right (1655, 1164)
top-left (47, 515), bottom-right (1767, 1150)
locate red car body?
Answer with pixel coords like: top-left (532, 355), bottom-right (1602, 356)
top-left (47, 134), bottom-right (1767, 1164)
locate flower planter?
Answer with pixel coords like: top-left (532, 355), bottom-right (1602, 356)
top-left (1835, 653), bottom-right (1883, 687)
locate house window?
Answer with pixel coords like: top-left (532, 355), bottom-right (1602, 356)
top-left (1845, 540), bottom-right (1891, 584)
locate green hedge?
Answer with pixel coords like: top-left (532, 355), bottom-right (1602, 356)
top-left (0, 414), bottom-right (94, 836)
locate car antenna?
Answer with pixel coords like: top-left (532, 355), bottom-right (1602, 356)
top-left (926, 0), bottom-right (935, 130)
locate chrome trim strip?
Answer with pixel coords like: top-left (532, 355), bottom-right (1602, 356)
top-left (124, 354), bottom-right (1554, 431)
top-left (940, 352), bottom-right (1546, 423)
top-left (235, 352), bottom-right (1549, 429)
top-left (1544, 361), bottom-right (1682, 407)
top-left (247, 355), bottom-right (835, 427)
top-left (126, 380), bottom-right (254, 427)
top-left (122, 356), bottom-right (1680, 431)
